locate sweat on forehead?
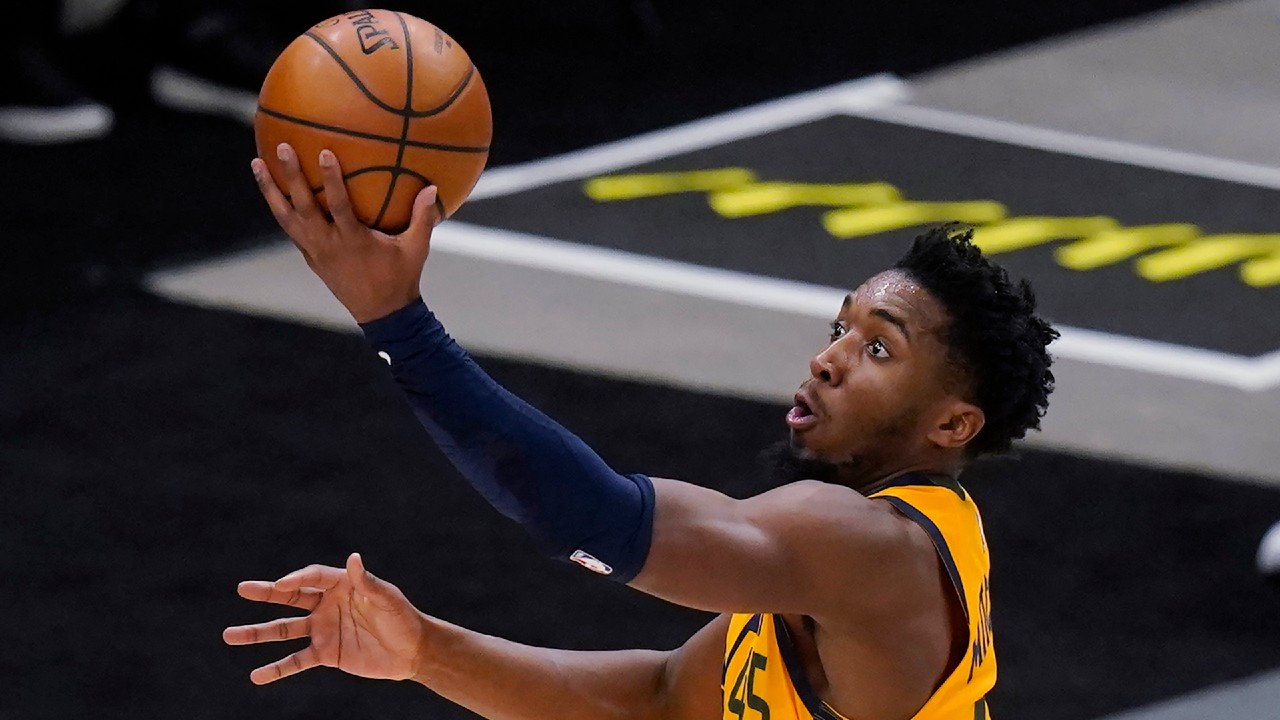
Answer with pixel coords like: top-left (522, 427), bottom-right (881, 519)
top-left (858, 270), bottom-right (922, 297)
top-left (844, 271), bottom-right (950, 330)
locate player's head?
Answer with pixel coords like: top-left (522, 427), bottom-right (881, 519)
top-left (780, 224), bottom-right (1057, 485)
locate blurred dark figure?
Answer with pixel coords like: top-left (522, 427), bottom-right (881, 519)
top-left (140, 1), bottom-right (367, 125)
top-left (0, 2), bottom-right (114, 144)
top-left (0, 0), bottom-right (359, 144)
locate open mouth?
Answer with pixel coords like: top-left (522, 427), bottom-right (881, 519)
top-left (786, 391), bottom-right (818, 429)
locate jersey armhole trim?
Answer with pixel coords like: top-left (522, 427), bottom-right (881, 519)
top-left (880, 496), bottom-right (969, 624)
top-left (723, 613), bottom-right (763, 681)
top-left (772, 614), bottom-right (849, 720)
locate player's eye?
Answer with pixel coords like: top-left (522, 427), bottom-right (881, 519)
top-left (828, 321), bottom-right (847, 342)
top-left (867, 339), bottom-right (891, 359)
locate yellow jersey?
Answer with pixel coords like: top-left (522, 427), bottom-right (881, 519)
top-left (721, 477), bottom-right (995, 720)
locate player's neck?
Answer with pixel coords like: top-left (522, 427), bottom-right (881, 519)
top-left (844, 456), bottom-right (964, 496)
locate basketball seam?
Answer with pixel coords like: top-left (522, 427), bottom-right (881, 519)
top-left (372, 11), bottom-right (417, 229)
top-left (304, 31), bottom-right (404, 116)
top-left (418, 63), bottom-right (474, 117)
top-left (344, 166), bottom-right (445, 218)
top-left (255, 106), bottom-right (490, 153)
top-left (304, 29), bottom-right (478, 120)
top-left (345, 165), bottom-right (436, 185)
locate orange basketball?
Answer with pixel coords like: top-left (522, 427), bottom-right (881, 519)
top-left (255, 9), bottom-right (491, 232)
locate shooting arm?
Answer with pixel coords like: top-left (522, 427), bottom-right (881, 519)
top-left (363, 300), bottom-right (934, 620)
top-left (361, 299), bottom-right (654, 581)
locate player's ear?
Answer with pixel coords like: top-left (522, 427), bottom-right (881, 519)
top-left (928, 401), bottom-right (984, 449)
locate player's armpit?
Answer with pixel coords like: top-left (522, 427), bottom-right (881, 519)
top-left (630, 478), bottom-right (940, 622)
top-left (655, 614), bottom-right (731, 720)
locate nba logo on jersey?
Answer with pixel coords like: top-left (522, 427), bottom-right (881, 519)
top-left (570, 550), bottom-right (613, 575)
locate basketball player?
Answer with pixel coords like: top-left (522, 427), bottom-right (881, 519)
top-left (224, 143), bottom-right (1057, 720)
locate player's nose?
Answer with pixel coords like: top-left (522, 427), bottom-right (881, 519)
top-left (809, 343), bottom-right (845, 385)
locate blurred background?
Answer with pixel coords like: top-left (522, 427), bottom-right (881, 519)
top-left (4, 0), bottom-right (1280, 718)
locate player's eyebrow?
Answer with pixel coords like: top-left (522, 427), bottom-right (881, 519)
top-left (871, 308), bottom-right (910, 340)
top-left (841, 294), bottom-right (852, 311)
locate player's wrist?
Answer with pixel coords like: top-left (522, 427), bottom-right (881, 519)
top-left (356, 296), bottom-right (431, 340)
top-left (350, 294), bottom-right (425, 326)
top-left (408, 612), bottom-right (449, 687)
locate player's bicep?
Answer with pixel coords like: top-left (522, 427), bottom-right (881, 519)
top-left (631, 478), bottom-right (915, 617)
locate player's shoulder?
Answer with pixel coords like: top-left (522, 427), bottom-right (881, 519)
top-left (758, 477), bottom-right (946, 524)
top-left (750, 479), bottom-right (938, 566)
top-left (871, 476), bottom-right (984, 536)
top-left (755, 481), bottom-right (958, 626)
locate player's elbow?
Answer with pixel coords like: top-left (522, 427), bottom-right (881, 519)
top-left (650, 649), bottom-right (690, 720)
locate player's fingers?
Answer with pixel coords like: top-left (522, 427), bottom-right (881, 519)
top-left (252, 154), bottom-right (315, 262)
top-left (400, 186), bottom-right (440, 262)
top-left (249, 646), bottom-right (321, 685)
top-left (236, 581), bottom-right (323, 611)
top-left (223, 616), bottom-right (311, 646)
top-left (275, 143), bottom-right (320, 222)
top-left (318, 150), bottom-right (363, 236)
top-left (251, 158), bottom-right (302, 235)
top-left (346, 553), bottom-right (399, 609)
top-left (273, 564), bottom-right (346, 592)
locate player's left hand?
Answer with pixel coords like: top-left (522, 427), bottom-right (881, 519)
top-left (251, 143), bottom-right (441, 323)
top-left (224, 552), bottom-right (429, 685)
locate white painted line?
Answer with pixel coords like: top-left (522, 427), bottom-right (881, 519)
top-left (856, 103), bottom-right (1280, 190)
top-left (469, 74), bottom-right (909, 200)
top-left (1251, 351), bottom-right (1280, 389)
top-left (434, 222), bottom-right (1279, 391)
top-left (1051, 326), bottom-right (1277, 392)
top-left (431, 222), bottom-right (847, 316)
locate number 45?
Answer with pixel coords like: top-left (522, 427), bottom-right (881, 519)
top-left (728, 650), bottom-right (771, 720)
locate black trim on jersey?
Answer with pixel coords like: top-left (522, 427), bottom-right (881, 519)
top-left (877, 472), bottom-right (967, 501)
top-left (772, 615), bottom-right (846, 720)
top-left (927, 474), bottom-right (967, 501)
top-left (723, 613), bottom-right (763, 680)
top-left (881, 496), bottom-right (969, 622)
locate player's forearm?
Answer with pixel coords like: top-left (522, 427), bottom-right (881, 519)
top-left (413, 614), bottom-right (669, 720)
top-left (360, 299), bottom-right (655, 582)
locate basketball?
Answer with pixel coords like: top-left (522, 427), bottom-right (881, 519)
top-left (255, 9), bottom-right (491, 232)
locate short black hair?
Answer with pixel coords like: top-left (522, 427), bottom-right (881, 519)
top-left (894, 224), bottom-right (1058, 456)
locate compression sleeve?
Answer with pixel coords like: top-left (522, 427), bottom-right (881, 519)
top-left (359, 298), bottom-right (655, 582)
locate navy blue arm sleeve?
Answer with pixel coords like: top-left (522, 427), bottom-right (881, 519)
top-left (359, 298), bottom-right (655, 582)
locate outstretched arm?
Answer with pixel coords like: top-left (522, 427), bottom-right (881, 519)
top-left (225, 554), bottom-right (726, 720)
top-left (420, 609), bottom-right (726, 720)
top-left (253, 145), bottom-right (950, 624)
top-left (256, 144), bottom-right (655, 580)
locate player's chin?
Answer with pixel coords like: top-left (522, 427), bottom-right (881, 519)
top-left (788, 427), bottom-right (810, 449)
top-left (788, 429), bottom-right (828, 457)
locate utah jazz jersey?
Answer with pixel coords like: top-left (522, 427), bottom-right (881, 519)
top-left (722, 478), bottom-right (995, 720)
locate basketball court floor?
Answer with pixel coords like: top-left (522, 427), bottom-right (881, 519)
top-left (5, 1), bottom-right (1280, 718)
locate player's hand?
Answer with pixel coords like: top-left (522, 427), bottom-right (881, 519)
top-left (224, 553), bottom-right (429, 685)
top-left (251, 143), bottom-right (441, 323)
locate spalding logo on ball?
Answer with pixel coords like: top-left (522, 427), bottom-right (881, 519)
top-left (255, 9), bottom-right (492, 232)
